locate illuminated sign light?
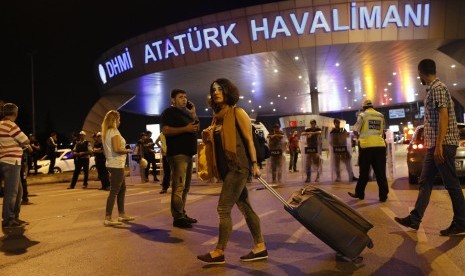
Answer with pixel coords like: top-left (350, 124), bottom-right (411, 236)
top-left (143, 3), bottom-right (429, 65)
top-left (99, 48), bottom-right (134, 84)
top-left (98, 2), bottom-right (430, 84)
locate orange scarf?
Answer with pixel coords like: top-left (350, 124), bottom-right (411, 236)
top-left (212, 105), bottom-right (239, 165)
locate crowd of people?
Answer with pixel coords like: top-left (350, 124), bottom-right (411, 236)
top-left (1, 58), bottom-right (465, 264)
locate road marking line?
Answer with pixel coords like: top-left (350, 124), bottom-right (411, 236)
top-left (382, 206), bottom-right (428, 243)
top-left (202, 210), bottom-right (276, 245)
top-left (286, 226), bottom-right (308, 243)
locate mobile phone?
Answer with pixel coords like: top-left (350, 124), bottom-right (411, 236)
top-left (186, 101), bottom-right (193, 110)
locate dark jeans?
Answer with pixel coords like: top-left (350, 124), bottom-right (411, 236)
top-left (355, 147), bottom-right (389, 199)
top-left (70, 158), bottom-right (89, 188)
top-left (168, 154), bottom-right (193, 220)
top-left (96, 158), bottom-right (110, 189)
top-left (145, 155), bottom-right (158, 181)
top-left (410, 145), bottom-right (465, 225)
top-left (289, 150), bottom-right (299, 171)
top-left (47, 152), bottom-right (56, 174)
top-left (21, 163), bottom-right (29, 202)
top-left (216, 167), bottom-right (264, 250)
top-left (105, 167), bottom-right (126, 217)
top-left (161, 155), bottom-right (171, 190)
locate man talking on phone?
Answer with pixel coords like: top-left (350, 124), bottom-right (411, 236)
top-left (160, 89), bottom-right (199, 228)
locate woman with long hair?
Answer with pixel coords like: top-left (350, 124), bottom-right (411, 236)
top-left (197, 78), bottom-right (267, 264)
top-left (101, 110), bottom-right (134, 226)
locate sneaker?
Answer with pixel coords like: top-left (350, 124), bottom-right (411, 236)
top-left (173, 218), bottom-right (192, 228)
top-left (197, 253), bottom-right (225, 264)
top-left (118, 215), bottom-right (135, 222)
top-left (185, 215), bottom-right (198, 223)
top-left (104, 219), bottom-right (123, 226)
top-left (159, 189), bottom-right (167, 194)
top-left (394, 216), bottom-right (419, 230)
top-left (16, 219), bottom-right (29, 226)
top-left (440, 222), bottom-right (465, 236)
top-left (2, 220), bottom-right (23, 229)
top-left (240, 250), bottom-right (268, 262)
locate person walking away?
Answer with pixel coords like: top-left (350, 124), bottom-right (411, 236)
top-left (102, 110), bottom-right (135, 226)
top-left (28, 134), bottom-right (41, 175)
top-left (155, 132), bottom-right (171, 194)
top-left (143, 131), bottom-right (160, 182)
top-left (160, 89), bottom-right (199, 229)
top-left (135, 132), bottom-right (148, 183)
top-left (288, 130), bottom-right (300, 172)
top-left (0, 103), bottom-right (30, 228)
top-left (68, 131), bottom-right (92, 189)
top-left (348, 99), bottom-right (389, 202)
top-left (46, 132), bottom-right (58, 174)
top-left (93, 132), bottom-right (110, 190)
top-left (20, 144), bottom-right (33, 205)
top-left (197, 78), bottom-right (267, 265)
top-left (395, 59), bottom-right (465, 235)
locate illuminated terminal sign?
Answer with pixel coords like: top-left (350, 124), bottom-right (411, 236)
top-left (98, 2), bottom-right (430, 84)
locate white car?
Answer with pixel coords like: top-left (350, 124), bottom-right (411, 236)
top-left (35, 149), bottom-right (96, 174)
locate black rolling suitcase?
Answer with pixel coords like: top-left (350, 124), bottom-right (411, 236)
top-left (257, 177), bottom-right (374, 262)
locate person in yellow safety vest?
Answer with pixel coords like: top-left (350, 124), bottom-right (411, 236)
top-left (348, 99), bottom-right (389, 202)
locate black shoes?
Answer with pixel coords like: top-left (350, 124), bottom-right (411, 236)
top-left (67, 187), bottom-right (74, 189)
top-left (173, 218), bottom-right (192, 228)
top-left (440, 222), bottom-right (465, 236)
top-left (379, 197), bottom-right (388, 202)
top-left (197, 253), bottom-right (225, 264)
top-left (240, 250), bottom-right (269, 262)
top-left (348, 192), bottom-right (364, 200)
top-left (394, 216), bottom-right (419, 230)
top-left (352, 176), bottom-right (359, 181)
top-left (2, 220), bottom-right (23, 229)
top-left (159, 189), bottom-right (167, 194)
top-left (185, 215), bottom-right (198, 224)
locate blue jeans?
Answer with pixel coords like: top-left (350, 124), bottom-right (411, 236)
top-left (168, 154), bottom-right (193, 220)
top-left (410, 145), bottom-right (465, 225)
top-left (1, 161), bottom-right (23, 223)
top-left (216, 167), bottom-right (264, 250)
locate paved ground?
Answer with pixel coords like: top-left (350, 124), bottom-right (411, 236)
top-left (1, 145), bottom-right (465, 275)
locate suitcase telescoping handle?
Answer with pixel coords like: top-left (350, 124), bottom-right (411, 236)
top-left (256, 177), bottom-right (293, 210)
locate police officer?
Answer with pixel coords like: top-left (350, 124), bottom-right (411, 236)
top-left (348, 100), bottom-right (389, 202)
top-left (67, 131), bottom-right (92, 189)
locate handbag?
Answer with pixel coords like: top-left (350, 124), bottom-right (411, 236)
top-left (139, 158), bottom-right (148, 168)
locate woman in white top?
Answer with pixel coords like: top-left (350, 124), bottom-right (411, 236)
top-left (101, 110), bottom-right (134, 226)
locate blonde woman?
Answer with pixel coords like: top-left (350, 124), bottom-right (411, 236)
top-left (101, 110), bottom-right (134, 226)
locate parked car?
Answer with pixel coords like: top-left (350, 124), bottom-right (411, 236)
top-left (407, 123), bottom-right (465, 184)
top-left (33, 149), bottom-right (96, 174)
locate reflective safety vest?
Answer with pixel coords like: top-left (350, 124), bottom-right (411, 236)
top-left (358, 109), bottom-right (385, 148)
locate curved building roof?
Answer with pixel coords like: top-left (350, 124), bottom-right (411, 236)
top-left (86, 0), bottom-right (465, 132)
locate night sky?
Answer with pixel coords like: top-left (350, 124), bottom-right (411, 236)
top-left (2, 0), bottom-right (282, 145)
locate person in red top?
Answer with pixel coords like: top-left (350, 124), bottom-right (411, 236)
top-left (288, 130), bottom-right (300, 172)
top-left (0, 103), bottom-right (30, 228)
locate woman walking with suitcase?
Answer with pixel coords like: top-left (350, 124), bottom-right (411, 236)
top-left (197, 78), bottom-right (267, 264)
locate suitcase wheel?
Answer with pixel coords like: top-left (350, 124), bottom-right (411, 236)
top-left (336, 253), bottom-right (363, 264)
top-left (352, 256), bottom-right (363, 264)
top-left (367, 239), bottom-right (374, 249)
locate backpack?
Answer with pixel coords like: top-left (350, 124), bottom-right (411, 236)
top-left (235, 108), bottom-right (270, 164)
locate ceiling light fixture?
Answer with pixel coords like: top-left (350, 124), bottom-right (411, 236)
top-left (335, 63), bottom-right (340, 67)
top-left (294, 56), bottom-right (299, 60)
top-left (451, 64), bottom-right (456, 68)
top-left (298, 75), bottom-right (302, 79)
